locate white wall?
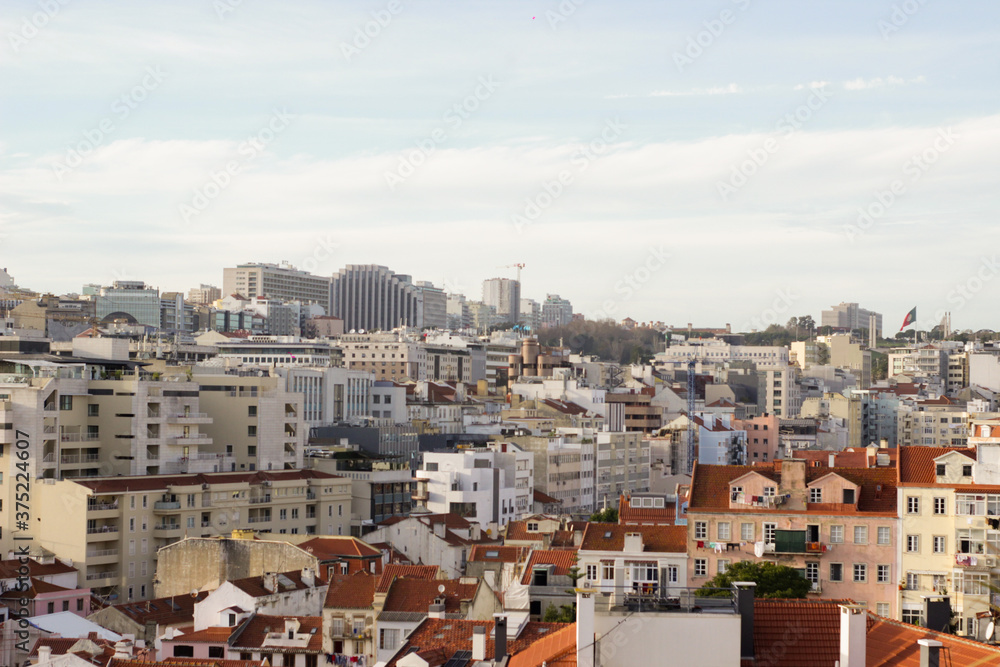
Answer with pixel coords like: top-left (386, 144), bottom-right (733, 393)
top-left (592, 611), bottom-right (740, 667)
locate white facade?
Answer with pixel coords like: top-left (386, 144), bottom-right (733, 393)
top-left (192, 571), bottom-right (327, 631)
top-left (654, 341), bottom-right (789, 366)
top-left (278, 366), bottom-right (376, 426)
top-left (510, 377), bottom-right (607, 416)
top-left (419, 445), bottom-right (533, 528)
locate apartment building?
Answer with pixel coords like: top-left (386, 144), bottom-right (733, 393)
top-left (757, 364), bottom-right (801, 418)
top-left (734, 413), bottom-right (779, 464)
top-left (33, 469), bottom-right (350, 602)
top-left (826, 334), bottom-right (872, 389)
top-left (896, 398), bottom-right (968, 448)
top-left (329, 264), bottom-right (424, 332)
top-left (686, 458), bottom-right (899, 617)
top-left (338, 334), bottom-right (428, 382)
top-left (417, 444), bottom-right (534, 528)
top-left (194, 372), bottom-right (306, 471)
top-left (276, 366), bottom-right (376, 427)
top-left (576, 524), bottom-right (688, 606)
top-left (821, 302), bottom-right (882, 337)
top-left (589, 430), bottom-right (650, 509)
top-left (223, 262), bottom-right (330, 305)
top-left (507, 435), bottom-right (595, 515)
top-left (482, 278), bottom-right (520, 324)
top-left (888, 345), bottom-right (950, 380)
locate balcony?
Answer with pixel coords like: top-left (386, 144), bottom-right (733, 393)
top-left (248, 495), bottom-right (272, 504)
top-left (61, 433), bottom-right (100, 443)
top-left (86, 525), bottom-right (119, 541)
top-left (601, 586), bottom-right (739, 614)
top-left (956, 554), bottom-right (996, 569)
top-left (153, 523), bottom-right (182, 537)
top-left (85, 570), bottom-right (119, 583)
top-left (86, 548), bottom-right (119, 565)
top-left (62, 454), bottom-right (101, 464)
top-left (167, 412), bottom-right (212, 424)
top-left (167, 435), bottom-right (212, 446)
top-left (306, 490), bottom-right (317, 500)
top-left (247, 516), bottom-right (271, 524)
top-left (154, 501), bottom-right (181, 511)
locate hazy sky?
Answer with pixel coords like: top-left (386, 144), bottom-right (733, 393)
top-left (2, 0), bottom-right (998, 332)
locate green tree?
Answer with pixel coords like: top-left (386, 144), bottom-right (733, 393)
top-left (543, 604), bottom-right (576, 622)
top-left (871, 351), bottom-right (888, 381)
top-left (589, 507), bottom-right (618, 523)
top-left (696, 561), bottom-right (811, 599)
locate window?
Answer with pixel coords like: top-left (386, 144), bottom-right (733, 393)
top-left (694, 522), bottom-right (707, 540)
top-left (906, 535), bottom-right (920, 553)
top-left (809, 488), bottom-right (822, 503)
top-left (934, 497), bottom-right (946, 515)
top-left (280, 509), bottom-right (287, 520)
top-left (694, 559), bottom-right (707, 577)
top-left (963, 465), bottom-right (973, 477)
top-left (877, 603), bottom-right (891, 617)
top-left (208, 647), bottom-right (225, 659)
top-left (805, 562), bottom-right (818, 584)
top-left (830, 525), bottom-right (844, 544)
top-left (248, 425), bottom-right (257, 437)
top-left (763, 487), bottom-right (776, 497)
top-left (666, 565), bottom-right (678, 583)
top-left (933, 574), bottom-right (946, 591)
top-left (187, 517), bottom-right (195, 529)
top-left (129, 518), bottom-right (135, 533)
top-left (718, 560), bottom-right (730, 575)
top-left (902, 609), bottom-right (922, 625)
top-left (717, 522), bottom-right (731, 541)
top-left (763, 522), bottom-right (776, 545)
top-left (291, 508), bottom-right (298, 519)
top-left (877, 527), bottom-right (891, 546)
top-left (853, 563), bottom-right (867, 583)
top-left (842, 488), bottom-right (856, 504)
top-left (906, 572), bottom-right (919, 590)
top-left (88, 404), bottom-right (99, 417)
top-left (380, 628), bottom-right (400, 650)
top-left (854, 526), bottom-right (868, 545)
top-left (933, 535), bottom-right (945, 553)
top-left (173, 646), bottom-right (194, 658)
top-left (586, 564), bottom-right (598, 582)
top-left (936, 464), bottom-right (946, 475)
top-left (741, 522), bottom-right (754, 541)
top-left (602, 563), bottom-right (614, 581)
top-left (248, 405), bottom-right (257, 417)
top-left (906, 496), bottom-right (920, 514)
top-left (59, 395), bottom-right (73, 410)
top-left (129, 540), bottom-right (135, 556)
top-left (877, 564), bottom-right (890, 583)
top-left (830, 563), bottom-right (843, 582)
top-left (77, 598), bottom-right (84, 611)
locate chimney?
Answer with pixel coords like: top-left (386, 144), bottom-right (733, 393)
top-left (576, 591), bottom-right (595, 667)
top-left (733, 582), bottom-right (756, 662)
top-left (880, 438), bottom-right (888, 449)
top-left (433, 521), bottom-right (446, 538)
top-left (918, 638), bottom-right (943, 667)
top-left (780, 458), bottom-right (807, 510)
top-left (300, 567), bottom-right (315, 588)
top-left (470, 524), bottom-right (482, 541)
top-left (428, 602), bottom-right (446, 619)
top-left (839, 604), bottom-right (866, 667)
top-left (828, 454), bottom-right (836, 467)
top-left (472, 626), bottom-right (486, 661)
top-left (113, 641), bottom-right (133, 659)
top-left (494, 614), bottom-right (508, 662)
top-left (263, 572), bottom-right (278, 594)
top-left (623, 533), bottom-right (644, 553)
top-left (37, 646), bottom-right (52, 664)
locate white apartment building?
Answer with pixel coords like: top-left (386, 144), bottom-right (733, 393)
top-left (277, 366), bottom-right (376, 427)
top-left (510, 376), bottom-right (606, 416)
top-left (223, 262), bottom-right (331, 305)
top-left (654, 340), bottom-right (790, 367)
top-left (418, 444), bottom-right (533, 528)
top-left (757, 364), bottom-right (801, 418)
top-left (512, 436), bottom-right (595, 515)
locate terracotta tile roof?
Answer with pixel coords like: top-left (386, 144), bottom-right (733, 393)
top-left (367, 542), bottom-right (412, 564)
top-left (520, 550), bottom-right (579, 584)
top-left (0, 558), bottom-right (78, 578)
top-left (469, 545), bottom-right (527, 563)
top-left (533, 489), bottom-right (561, 505)
top-left (375, 565), bottom-right (439, 593)
top-left (550, 530), bottom-right (578, 549)
top-left (110, 592), bottom-right (209, 626)
top-left (752, 599), bottom-right (848, 666)
top-left (169, 627), bottom-right (235, 643)
top-left (229, 614), bottom-right (323, 653)
top-left (866, 613), bottom-right (1000, 665)
top-left (385, 618), bottom-right (571, 667)
top-left (147, 660), bottom-right (263, 667)
top-left (507, 623), bottom-right (577, 667)
top-left (417, 513), bottom-right (473, 531)
top-left (324, 573), bottom-right (375, 609)
top-left (505, 517), bottom-right (559, 542)
top-left (229, 570), bottom-right (326, 598)
top-left (791, 447), bottom-right (897, 469)
top-left (618, 494), bottom-right (676, 525)
top-left (688, 462), bottom-right (898, 515)
top-left (30, 636), bottom-right (118, 665)
top-left (381, 578), bottom-right (478, 614)
top-left (898, 446), bottom-right (977, 486)
top-left (298, 536), bottom-right (382, 559)
top-left (540, 398), bottom-right (589, 415)
top-left (0, 576), bottom-right (77, 598)
top-left (579, 524), bottom-right (686, 553)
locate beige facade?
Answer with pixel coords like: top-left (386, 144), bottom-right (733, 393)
top-left (223, 262), bottom-right (330, 305)
top-left (33, 469), bottom-right (350, 602)
top-left (338, 336), bottom-right (427, 381)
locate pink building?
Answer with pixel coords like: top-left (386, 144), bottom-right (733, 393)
top-left (734, 413), bottom-right (780, 464)
top-left (0, 558), bottom-right (90, 617)
top-left (686, 458), bottom-right (899, 617)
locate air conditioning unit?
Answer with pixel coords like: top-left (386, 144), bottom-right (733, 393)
top-left (582, 580), bottom-right (592, 588)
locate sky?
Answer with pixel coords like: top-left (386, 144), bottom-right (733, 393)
top-left (1, 0), bottom-right (998, 333)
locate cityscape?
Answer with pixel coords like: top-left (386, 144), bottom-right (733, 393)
top-left (4, 1), bottom-right (1000, 666)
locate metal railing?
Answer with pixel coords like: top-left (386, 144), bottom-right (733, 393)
top-left (87, 502), bottom-right (118, 511)
top-left (85, 570), bottom-right (119, 581)
top-left (87, 548), bottom-right (119, 558)
top-left (87, 525), bottom-right (119, 534)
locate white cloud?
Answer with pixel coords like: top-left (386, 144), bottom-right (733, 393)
top-left (606, 84), bottom-right (743, 99)
top-left (843, 75), bottom-right (926, 90)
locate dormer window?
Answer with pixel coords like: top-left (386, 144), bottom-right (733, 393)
top-left (228, 613), bottom-right (236, 626)
top-left (527, 522), bottom-right (539, 532)
top-left (963, 465), bottom-right (973, 477)
top-left (730, 486), bottom-right (743, 501)
top-left (843, 489), bottom-right (856, 504)
top-left (809, 488), bottom-right (822, 503)
top-left (936, 464), bottom-right (946, 476)
top-left (763, 487), bottom-right (775, 498)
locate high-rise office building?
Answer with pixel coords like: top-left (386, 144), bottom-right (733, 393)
top-left (87, 281), bottom-right (161, 328)
top-left (222, 262), bottom-right (330, 305)
top-left (482, 278), bottom-right (520, 325)
top-left (541, 294), bottom-right (573, 328)
top-left (820, 302), bottom-right (883, 337)
top-left (329, 264), bottom-right (424, 332)
top-left (416, 281), bottom-right (447, 330)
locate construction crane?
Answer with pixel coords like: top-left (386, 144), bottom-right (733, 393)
top-left (497, 263), bottom-right (525, 284)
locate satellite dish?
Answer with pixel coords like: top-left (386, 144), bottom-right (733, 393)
top-left (190, 588), bottom-right (199, 598)
top-left (438, 584), bottom-right (446, 594)
top-left (988, 621), bottom-right (996, 640)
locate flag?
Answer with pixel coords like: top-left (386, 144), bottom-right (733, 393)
top-left (899, 307), bottom-right (916, 332)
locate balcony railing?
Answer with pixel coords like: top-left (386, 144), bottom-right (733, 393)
top-left (85, 570), bottom-right (119, 581)
top-left (62, 454), bottom-right (101, 464)
top-left (154, 523), bottom-right (181, 531)
top-left (249, 496), bottom-right (272, 504)
top-left (87, 548), bottom-right (119, 558)
top-left (87, 502), bottom-right (118, 512)
top-left (154, 501), bottom-right (181, 510)
top-left (87, 525), bottom-right (119, 534)
top-left (247, 516), bottom-right (271, 524)
top-left (61, 433), bottom-right (100, 442)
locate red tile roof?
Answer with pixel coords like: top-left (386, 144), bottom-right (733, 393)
top-left (384, 618), bottom-right (571, 667)
top-left (115, 661), bottom-right (261, 667)
top-left (540, 399), bottom-right (590, 415)
top-left (30, 636), bottom-right (118, 665)
top-left (375, 565), bottom-right (439, 594)
top-left (533, 489), bottom-right (561, 505)
top-left (468, 545), bottom-right (528, 564)
top-left (866, 614), bottom-right (1000, 665)
top-left (0, 558), bottom-right (78, 578)
top-left (618, 494), bottom-right (676, 525)
top-left (0, 576), bottom-right (76, 598)
top-left (110, 592), bottom-right (209, 627)
top-left (507, 623), bottom-right (577, 667)
top-left (791, 447), bottom-right (897, 469)
top-left (324, 573), bottom-right (376, 608)
top-left (168, 627), bottom-right (235, 643)
top-left (229, 615), bottom-right (323, 653)
top-left (520, 550), bottom-right (579, 585)
top-left (897, 446), bottom-right (977, 486)
top-left (229, 570), bottom-right (326, 598)
top-left (298, 536), bottom-right (382, 559)
top-left (688, 462), bottom-right (898, 515)
top-left (381, 578), bottom-right (478, 614)
top-left (579, 524), bottom-right (686, 553)
top-left (752, 599), bottom-right (848, 666)
top-left (504, 517), bottom-right (559, 542)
